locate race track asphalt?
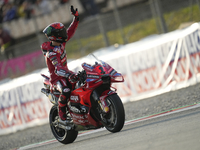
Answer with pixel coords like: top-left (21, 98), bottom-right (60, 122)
top-left (1, 83), bottom-right (200, 150)
top-left (25, 105), bottom-right (200, 150)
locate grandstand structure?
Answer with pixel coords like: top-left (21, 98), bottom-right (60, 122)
top-left (0, 0), bottom-right (198, 80)
top-left (0, 0), bottom-right (145, 59)
top-left (3, 0), bottom-right (143, 39)
top-left (0, 0), bottom-right (197, 61)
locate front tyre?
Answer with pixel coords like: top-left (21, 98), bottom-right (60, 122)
top-left (49, 105), bottom-right (78, 144)
top-left (104, 94), bottom-right (125, 132)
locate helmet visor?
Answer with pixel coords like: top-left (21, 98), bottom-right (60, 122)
top-left (53, 28), bottom-right (67, 40)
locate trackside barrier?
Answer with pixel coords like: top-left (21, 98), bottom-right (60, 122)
top-left (1, 22), bottom-right (200, 135)
top-left (0, 51), bottom-right (45, 80)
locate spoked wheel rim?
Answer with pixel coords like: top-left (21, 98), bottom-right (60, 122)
top-left (103, 98), bottom-right (117, 130)
top-left (49, 105), bottom-right (78, 144)
top-left (50, 108), bottom-right (67, 140)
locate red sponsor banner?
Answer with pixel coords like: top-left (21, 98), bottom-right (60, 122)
top-left (0, 105), bottom-right (22, 129)
top-left (112, 74), bottom-right (133, 98)
top-left (0, 50), bottom-right (45, 80)
top-left (0, 98), bottom-right (51, 130)
top-left (131, 52), bottom-right (200, 93)
top-left (20, 99), bottom-right (49, 123)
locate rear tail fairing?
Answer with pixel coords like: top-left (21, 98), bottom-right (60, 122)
top-left (41, 74), bottom-right (51, 89)
top-left (41, 74), bottom-right (60, 104)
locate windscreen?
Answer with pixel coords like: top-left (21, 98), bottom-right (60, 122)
top-left (83, 54), bottom-right (103, 66)
top-left (82, 54), bottom-right (114, 74)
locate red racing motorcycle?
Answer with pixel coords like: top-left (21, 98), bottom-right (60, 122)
top-left (41, 54), bottom-right (125, 144)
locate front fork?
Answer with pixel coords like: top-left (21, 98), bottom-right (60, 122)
top-left (92, 90), bottom-right (116, 125)
top-left (92, 90), bottom-right (111, 113)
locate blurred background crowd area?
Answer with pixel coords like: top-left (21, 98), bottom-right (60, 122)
top-left (0, 0), bottom-right (149, 60)
top-left (0, 0), bottom-right (70, 22)
top-left (0, 0), bottom-right (200, 80)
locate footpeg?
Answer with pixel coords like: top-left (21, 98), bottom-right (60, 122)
top-left (58, 118), bottom-right (72, 126)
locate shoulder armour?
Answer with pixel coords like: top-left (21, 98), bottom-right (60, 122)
top-left (41, 42), bottom-right (50, 56)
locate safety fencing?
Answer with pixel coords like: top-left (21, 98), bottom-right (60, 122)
top-left (1, 22), bottom-right (200, 135)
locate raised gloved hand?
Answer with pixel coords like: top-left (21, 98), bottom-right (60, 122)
top-left (71, 5), bottom-right (78, 17)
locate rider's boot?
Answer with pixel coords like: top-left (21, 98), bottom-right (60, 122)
top-left (58, 106), bottom-right (71, 126)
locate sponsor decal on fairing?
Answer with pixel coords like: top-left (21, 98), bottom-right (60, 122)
top-left (70, 95), bottom-right (79, 102)
top-left (71, 113), bottom-right (88, 119)
top-left (87, 74), bottom-right (100, 79)
top-left (69, 106), bottom-right (81, 113)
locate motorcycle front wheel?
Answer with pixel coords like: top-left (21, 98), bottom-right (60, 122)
top-left (104, 94), bottom-right (125, 132)
top-left (49, 105), bottom-right (78, 144)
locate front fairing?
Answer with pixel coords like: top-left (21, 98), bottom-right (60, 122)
top-left (81, 54), bottom-right (124, 83)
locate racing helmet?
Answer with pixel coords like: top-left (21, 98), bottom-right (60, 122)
top-left (43, 22), bottom-right (68, 43)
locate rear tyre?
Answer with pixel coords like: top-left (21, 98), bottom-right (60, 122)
top-left (104, 94), bottom-right (125, 132)
top-left (49, 105), bottom-right (78, 144)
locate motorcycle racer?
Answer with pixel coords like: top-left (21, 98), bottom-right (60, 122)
top-left (41, 54), bottom-right (125, 144)
top-left (41, 5), bottom-right (79, 125)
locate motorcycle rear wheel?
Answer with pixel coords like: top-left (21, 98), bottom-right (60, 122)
top-left (104, 94), bottom-right (125, 132)
top-left (49, 105), bottom-right (78, 144)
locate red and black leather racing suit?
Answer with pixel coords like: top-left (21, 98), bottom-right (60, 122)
top-left (41, 17), bottom-right (79, 120)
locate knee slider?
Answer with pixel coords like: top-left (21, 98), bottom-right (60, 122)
top-left (58, 87), bottom-right (71, 107)
top-left (58, 94), bottom-right (67, 106)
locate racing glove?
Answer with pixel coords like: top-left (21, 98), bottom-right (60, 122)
top-left (69, 73), bottom-right (79, 83)
top-left (71, 5), bottom-right (78, 17)
top-left (71, 5), bottom-right (79, 21)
